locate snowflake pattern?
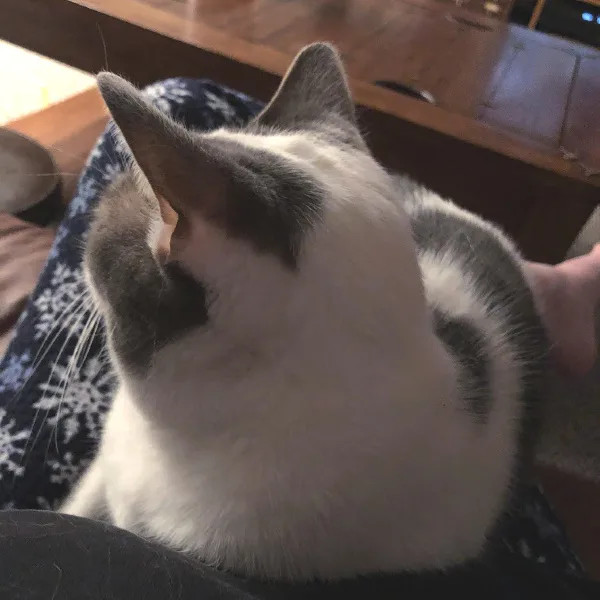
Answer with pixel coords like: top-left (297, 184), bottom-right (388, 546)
top-left (32, 265), bottom-right (86, 341)
top-left (100, 162), bottom-right (123, 183)
top-left (34, 356), bottom-right (114, 444)
top-left (47, 225), bottom-right (69, 260)
top-left (68, 176), bottom-right (99, 217)
top-left (0, 352), bottom-right (33, 394)
top-left (204, 90), bottom-right (241, 122)
top-left (84, 137), bottom-right (105, 169)
top-left (144, 79), bottom-right (193, 115)
top-left (0, 408), bottom-right (30, 478)
top-left (48, 452), bottom-right (91, 485)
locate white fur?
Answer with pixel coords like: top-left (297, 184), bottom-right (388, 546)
top-left (63, 128), bottom-right (526, 581)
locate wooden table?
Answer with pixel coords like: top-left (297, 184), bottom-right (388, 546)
top-left (435, 0), bottom-right (517, 20)
top-left (2, 0), bottom-right (599, 263)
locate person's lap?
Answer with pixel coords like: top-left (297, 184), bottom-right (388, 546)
top-left (0, 509), bottom-right (598, 600)
top-left (0, 77), bottom-right (592, 597)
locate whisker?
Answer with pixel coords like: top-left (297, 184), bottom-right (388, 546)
top-left (51, 306), bottom-right (100, 454)
top-left (18, 301), bottom-right (93, 472)
top-left (0, 291), bottom-right (91, 423)
top-left (97, 22), bottom-right (110, 72)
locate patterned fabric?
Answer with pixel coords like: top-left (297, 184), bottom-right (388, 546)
top-left (0, 78), bottom-right (583, 576)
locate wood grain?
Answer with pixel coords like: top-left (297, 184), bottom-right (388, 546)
top-left (479, 40), bottom-right (577, 144)
top-left (562, 56), bottom-right (600, 175)
top-left (344, 5), bottom-right (505, 115)
top-left (1, 0), bottom-right (598, 264)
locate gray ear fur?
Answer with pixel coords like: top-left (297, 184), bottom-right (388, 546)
top-left (96, 73), bottom-right (324, 268)
top-left (97, 73), bottom-right (209, 213)
top-left (257, 43), bottom-right (359, 132)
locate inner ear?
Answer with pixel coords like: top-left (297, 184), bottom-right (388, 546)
top-left (158, 195), bottom-right (179, 227)
top-left (257, 42), bottom-right (357, 130)
top-left (156, 196), bottom-right (178, 263)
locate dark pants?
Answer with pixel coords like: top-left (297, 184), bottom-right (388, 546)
top-left (1, 510), bottom-right (599, 600)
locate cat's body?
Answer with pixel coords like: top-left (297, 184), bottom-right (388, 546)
top-left (62, 44), bottom-right (548, 581)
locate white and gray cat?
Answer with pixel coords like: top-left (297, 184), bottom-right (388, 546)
top-left (62, 43), bottom-right (548, 581)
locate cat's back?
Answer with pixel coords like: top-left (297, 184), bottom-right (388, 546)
top-left (403, 184), bottom-right (549, 471)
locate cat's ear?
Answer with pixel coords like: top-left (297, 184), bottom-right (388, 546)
top-left (97, 74), bottom-right (318, 268)
top-left (97, 73), bottom-right (227, 219)
top-left (257, 43), bottom-right (360, 134)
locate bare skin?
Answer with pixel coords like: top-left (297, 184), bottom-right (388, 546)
top-left (524, 244), bottom-right (600, 378)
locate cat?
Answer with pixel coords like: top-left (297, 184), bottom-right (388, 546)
top-left (61, 42), bottom-right (548, 582)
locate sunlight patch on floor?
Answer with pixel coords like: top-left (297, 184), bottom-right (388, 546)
top-left (0, 41), bottom-right (94, 125)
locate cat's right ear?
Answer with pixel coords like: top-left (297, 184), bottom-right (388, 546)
top-left (98, 74), bottom-right (193, 211)
top-left (97, 73), bottom-right (231, 223)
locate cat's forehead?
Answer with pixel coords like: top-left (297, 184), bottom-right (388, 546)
top-left (206, 129), bottom-right (325, 164)
top-left (204, 128), bottom-right (363, 189)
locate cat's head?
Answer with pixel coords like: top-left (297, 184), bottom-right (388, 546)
top-left (87, 43), bottom-right (430, 381)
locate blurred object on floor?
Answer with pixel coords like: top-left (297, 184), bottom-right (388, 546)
top-left (8, 89), bottom-right (108, 206)
top-left (0, 40), bottom-right (94, 125)
top-left (0, 128), bottom-right (61, 226)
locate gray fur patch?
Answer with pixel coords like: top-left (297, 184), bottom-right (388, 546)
top-left (196, 137), bottom-right (324, 269)
top-left (252, 42), bottom-right (365, 150)
top-left (433, 310), bottom-right (491, 424)
top-left (408, 197), bottom-right (550, 480)
top-left (257, 43), bottom-right (356, 129)
top-left (86, 175), bottom-right (208, 375)
top-left (97, 73), bottom-right (324, 269)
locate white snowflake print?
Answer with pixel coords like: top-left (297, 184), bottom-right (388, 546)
top-left (34, 356), bottom-right (113, 444)
top-left (203, 90), bottom-right (238, 121)
top-left (33, 264), bottom-right (86, 341)
top-left (0, 408), bottom-right (31, 478)
top-left (84, 135), bottom-right (108, 169)
top-left (48, 225), bottom-right (68, 260)
top-left (68, 176), bottom-right (99, 217)
top-left (47, 452), bottom-right (90, 485)
top-left (0, 352), bottom-right (33, 393)
top-left (100, 162), bottom-right (123, 183)
top-left (144, 79), bottom-right (193, 115)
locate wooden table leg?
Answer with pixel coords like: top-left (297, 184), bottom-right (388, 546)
top-left (529, 0), bottom-right (548, 28)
